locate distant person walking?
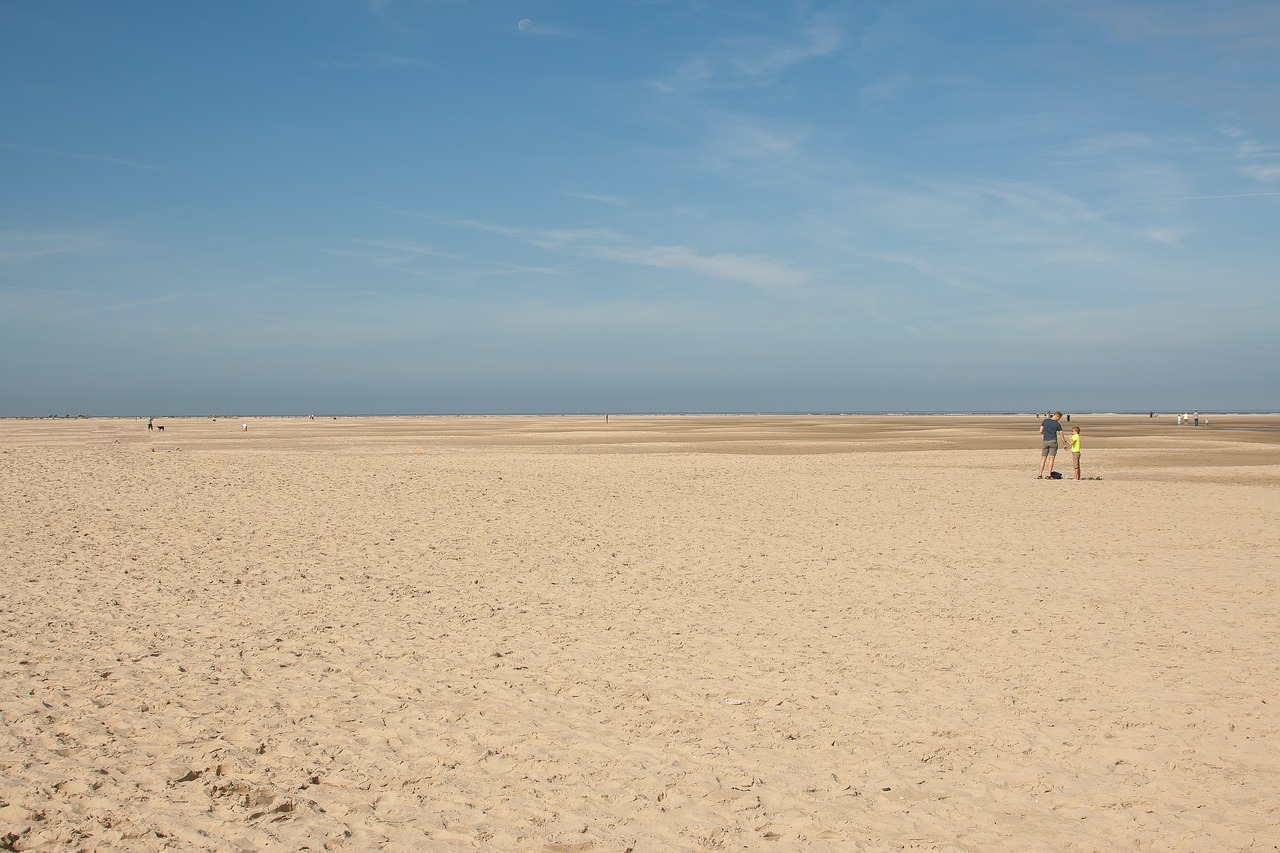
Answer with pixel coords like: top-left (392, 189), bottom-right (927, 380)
top-left (1069, 426), bottom-right (1082, 480)
top-left (148, 417), bottom-right (153, 431)
top-left (1038, 411), bottom-right (1066, 479)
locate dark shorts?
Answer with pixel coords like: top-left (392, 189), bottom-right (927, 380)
top-left (1041, 440), bottom-right (1058, 457)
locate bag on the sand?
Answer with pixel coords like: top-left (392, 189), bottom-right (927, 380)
top-left (1049, 471), bottom-right (1063, 479)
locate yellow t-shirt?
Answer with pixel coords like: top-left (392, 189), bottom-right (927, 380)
top-left (1069, 432), bottom-right (1080, 453)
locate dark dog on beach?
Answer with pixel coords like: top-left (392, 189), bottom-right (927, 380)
top-left (156, 425), bottom-right (164, 431)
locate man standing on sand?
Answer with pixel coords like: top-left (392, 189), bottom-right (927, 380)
top-left (1037, 411), bottom-right (1065, 479)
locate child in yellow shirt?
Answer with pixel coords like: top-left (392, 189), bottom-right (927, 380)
top-left (1069, 426), bottom-right (1081, 480)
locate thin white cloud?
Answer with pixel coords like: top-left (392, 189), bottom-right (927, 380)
top-left (376, 55), bottom-right (431, 70)
top-left (344, 237), bottom-right (461, 260)
top-left (1075, 1), bottom-right (1280, 47)
top-left (723, 22), bottom-right (842, 78)
top-left (410, 213), bottom-right (807, 292)
top-left (1224, 127), bottom-right (1280, 183)
top-left (859, 73), bottom-right (911, 101)
top-left (1136, 226), bottom-right (1185, 245)
top-left (1243, 165), bottom-right (1280, 182)
top-left (588, 244), bottom-right (805, 292)
top-left (0, 285), bottom-right (178, 325)
top-left (1133, 191), bottom-right (1280, 201)
top-left (0, 229), bottom-right (114, 260)
top-left (333, 234), bottom-right (577, 285)
top-left (854, 249), bottom-right (989, 295)
top-left (848, 176), bottom-right (1101, 249)
top-left (565, 191), bottom-right (629, 207)
top-left (698, 112), bottom-right (809, 167)
top-left (3, 143), bottom-right (162, 171)
top-left (393, 212), bottom-right (623, 249)
top-left (1049, 132), bottom-right (1162, 157)
top-left (652, 18), bottom-right (844, 92)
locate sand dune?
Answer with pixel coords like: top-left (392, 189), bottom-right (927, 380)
top-left (2, 415), bottom-right (1278, 851)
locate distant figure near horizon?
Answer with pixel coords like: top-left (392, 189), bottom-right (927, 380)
top-left (241, 423), bottom-right (248, 431)
top-left (1194, 410), bottom-right (1200, 427)
top-left (147, 417), bottom-right (153, 431)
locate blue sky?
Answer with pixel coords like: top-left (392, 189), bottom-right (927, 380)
top-left (2, 1), bottom-right (1278, 415)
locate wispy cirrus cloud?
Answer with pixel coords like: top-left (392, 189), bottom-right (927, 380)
top-left (1136, 225), bottom-right (1186, 245)
top-left (858, 72), bottom-right (953, 102)
top-left (846, 176), bottom-right (1100, 249)
top-left (388, 210), bottom-right (621, 247)
top-left (652, 19), bottom-right (844, 92)
top-left (1220, 126), bottom-right (1280, 183)
top-left (721, 22), bottom-right (842, 78)
top-left (587, 244), bottom-right (806, 292)
top-left (565, 191), bottom-right (629, 207)
top-left (1135, 191), bottom-right (1280, 201)
top-left (332, 234), bottom-right (576, 284)
top-left (851, 248), bottom-right (989, 295)
top-left (0, 229), bottom-right (115, 260)
top-left (374, 54), bottom-right (431, 70)
top-left (697, 112), bottom-right (810, 168)
top-left (402, 212), bottom-right (807, 292)
top-left (1074, 1), bottom-right (1280, 47)
top-left (3, 143), bottom-right (162, 171)
top-left (343, 237), bottom-right (462, 261)
top-left (0, 286), bottom-right (179, 327)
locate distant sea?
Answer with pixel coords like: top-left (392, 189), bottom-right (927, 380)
top-left (18, 410), bottom-right (1279, 420)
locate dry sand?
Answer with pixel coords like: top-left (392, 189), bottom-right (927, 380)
top-left (2, 414), bottom-right (1278, 852)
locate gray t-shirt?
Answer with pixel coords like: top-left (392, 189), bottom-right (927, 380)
top-left (1041, 418), bottom-right (1064, 443)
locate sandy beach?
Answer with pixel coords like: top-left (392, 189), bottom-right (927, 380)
top-left (2, 414), bottom-right (1278, 852)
